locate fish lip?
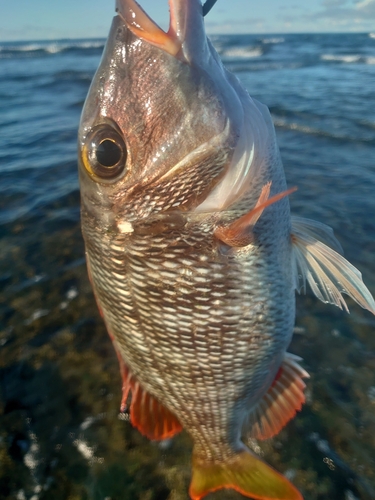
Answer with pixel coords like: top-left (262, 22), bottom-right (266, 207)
top-left (115, 0), bottom-right (208, 63)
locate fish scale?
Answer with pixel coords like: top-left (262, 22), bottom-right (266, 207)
top-left (83, 195), bottom-right (294, 462)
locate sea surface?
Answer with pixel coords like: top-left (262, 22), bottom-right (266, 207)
top-left (1, 31), bottom-right (375, 500)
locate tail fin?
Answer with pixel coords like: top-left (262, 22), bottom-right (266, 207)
top-left (190, 447), bottom-right (302, 500)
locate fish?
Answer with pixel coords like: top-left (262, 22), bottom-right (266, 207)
top-left (77, 1), bottom-right (375, 499)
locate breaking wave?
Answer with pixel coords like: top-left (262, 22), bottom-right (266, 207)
top-left (221, 46), bottom-right (263, 59)
top-left (321, 53), bottom-right (375, 64)
top-left (260, 37), bottom-right (285, 44)
top-left (272, 116), bottom-right (375, 144)
top-left (0, 40), bottom-right (105, 59)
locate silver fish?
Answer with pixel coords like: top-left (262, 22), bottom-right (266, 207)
top-left (78, 1), bottom-right (375, 499)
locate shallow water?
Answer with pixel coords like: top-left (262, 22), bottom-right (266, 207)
top-left (1, 33), bottom-right (375, 500)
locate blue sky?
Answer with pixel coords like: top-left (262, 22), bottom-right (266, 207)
top-left (1, 0), bottom-right (375, 41)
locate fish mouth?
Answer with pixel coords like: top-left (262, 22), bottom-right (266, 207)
top-left (115, 0), bottom-right (207, 62)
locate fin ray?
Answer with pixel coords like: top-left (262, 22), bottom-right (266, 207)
top-left (245, 353), bottom-right (309, 441)
top-left (129, 380), bottom-right (182, 440)
top-left (291, 216), bottom-right (343, 254)
top-left (116, 356), bottom-right (182, 440)
top-left (215, 183), bottom-right (296, 247)
top-left (190, 447), bottom-right (302, 500)
top-left (291, 217), bottom-right (375, 314)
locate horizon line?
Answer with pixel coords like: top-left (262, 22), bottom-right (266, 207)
top-left (1, 30), bottom-right (374, 44)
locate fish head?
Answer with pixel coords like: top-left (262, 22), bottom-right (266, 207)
top-left (78, 0), bottom-right (272, 230)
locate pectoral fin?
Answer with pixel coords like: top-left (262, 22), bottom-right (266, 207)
top-left (245, 353), bottom-right (309, 441)
top-left (215, 183), bottom-right (297, 247)
top-left (291, 216), bottom-right (375, 314)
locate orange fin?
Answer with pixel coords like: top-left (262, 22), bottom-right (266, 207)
top-left (190, 447), bottom-right (303, 500)
top-left (118, 360), bottom-right (182, 440)
top-left (129, 381), bottom-right (183, 440)
top-left (246, 353), bottom-right (309, 440)
top-left (215, 183), bottom-right (297, 247)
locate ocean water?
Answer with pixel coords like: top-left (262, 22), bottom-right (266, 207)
top-left (1, 31), bottom-right (375, 500)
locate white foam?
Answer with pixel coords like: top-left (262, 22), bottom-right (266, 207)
top-left (223, 46), bottom-right (263, 59)
top-left (321, 54), bottom-right (361, 63)
top-left (261, 37), bottom-right (285, 44)
top-left (73, 438), bottom-right (104, 464)
top-left (322, 53), bottom-right (375, 65)
top-left (66, 287), bottom-right (78, 299)
top-left (25, 309), bottom-right (49, 325)
top-left (272, 118), bottom-right (321, 136)
top-left (24, 434), bottom-right (39, 471)
top-left (0, 41), bottom-right (104, 54)
top-left (45, 44), bottom-right (65, 54)
top-left (74, 439), bottom-right (94, 460)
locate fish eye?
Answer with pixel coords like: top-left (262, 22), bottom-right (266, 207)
top-left (96, 139), bottom-right (122, 167)
top-left (84, 124), bottom-right (127, 180)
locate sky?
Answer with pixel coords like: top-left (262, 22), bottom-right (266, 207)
top-left (0, 0), bottom-right (375, 41)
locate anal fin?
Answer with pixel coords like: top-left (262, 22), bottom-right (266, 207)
top-left (246, 353), bottom-right (309, 441)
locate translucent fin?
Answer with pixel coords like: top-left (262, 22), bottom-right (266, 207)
top-left (291, 217), bottom-right (375, 314)
top-left (215, 183), bottom-right (296, 247)
top-left (291, 216), bottom-right (343, 254)
top-left (246, 353), bottom-right (309, 441)
top-left (190, 447), bottom-right (303, 500)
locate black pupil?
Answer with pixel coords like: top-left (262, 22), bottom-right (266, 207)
top-left (96, 139), bottom-right (122, 167)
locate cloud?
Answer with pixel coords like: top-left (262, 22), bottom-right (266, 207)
top-left (314, 0), bottom-right (375, 19)
top-left (356, 0), bottom-right (375, 14)
top-left (205, 18), bottom-right (267, 34)
top-left (322, 0), bottom-right (349, 6)
top-left (272, 0), bottom-right (375, 30)
top-left (206, 0), bottom-right (375, 34)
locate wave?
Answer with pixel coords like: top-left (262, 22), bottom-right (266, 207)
top-left (369, 33), bottom-right (375, 39)
top-left (226, 62), bottom-right (302, 73)
top-left (0, 40), bottom-right (105, 59)
top-left (273, 118), bottom-right (323, 136)
top-left (273, 117), bottom-right (374, 144)
top-left (221, 46), bottom-right (263, 59)
top-left (260, 37), bottom-right (285, 44)
top-left (321, 53), bottom-right (375, 64)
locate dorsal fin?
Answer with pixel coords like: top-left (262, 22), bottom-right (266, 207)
top-left (245, 353), bottom-right (309, 441)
